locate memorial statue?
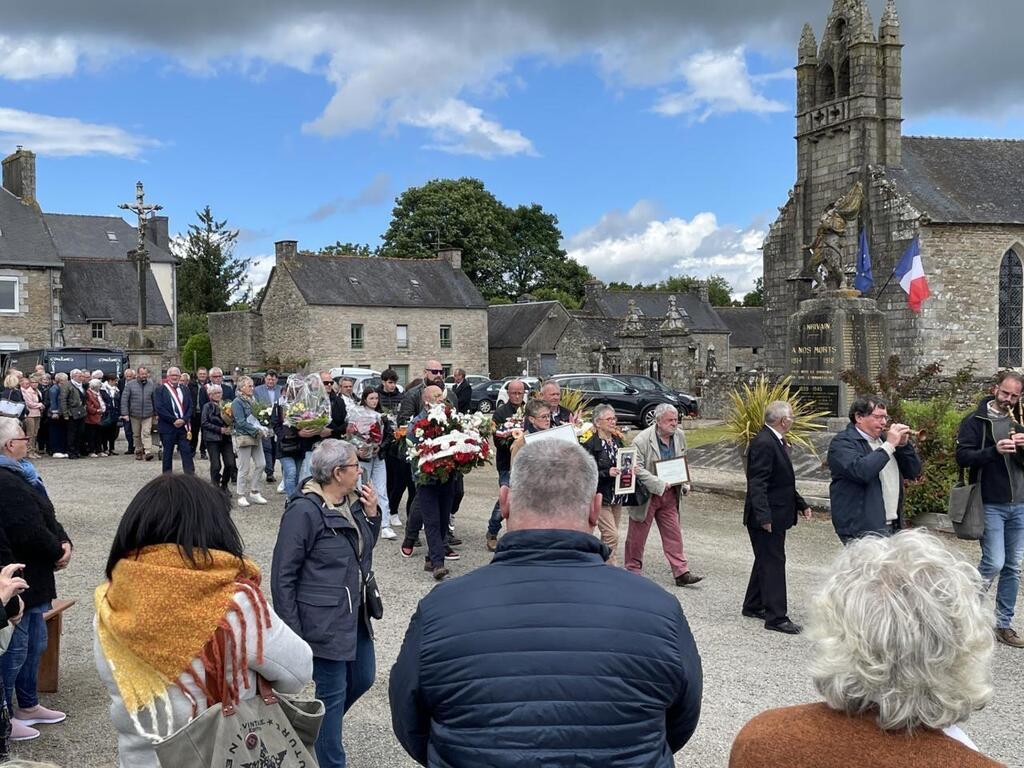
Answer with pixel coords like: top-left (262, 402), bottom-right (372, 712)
top-left (705, 344), bottom-right (717, 375)
top-left (804, 181), bottom-right (863, 292)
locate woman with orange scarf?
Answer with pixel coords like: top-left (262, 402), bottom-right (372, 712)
top-left (94, 474), bottom-right (313, 767)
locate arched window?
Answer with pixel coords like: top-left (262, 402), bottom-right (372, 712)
top-left (818, 64), bottom-right (836, 102)
top-left (837, 58), bottom-right (851, 97)
top-left (998, 249), bottom-right (1023, 367)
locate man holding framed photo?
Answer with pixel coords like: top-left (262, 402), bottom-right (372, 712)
top-left (627, 403), bottom-right (703, 587)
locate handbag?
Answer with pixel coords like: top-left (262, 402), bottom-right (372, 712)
top-left (948, 464), bottom-right (985, 541)
top-left (154, 674), bottom-right (324, 768)
top-left (364, 570), bottom-right (383, 621)
top-left (234, 433), bottom-right (259, 448)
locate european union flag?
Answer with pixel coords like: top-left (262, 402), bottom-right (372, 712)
top-left (853, 226), bottom-right (873, 294)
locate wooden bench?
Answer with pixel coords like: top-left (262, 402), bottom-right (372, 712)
top-left (38, 599), bottom-right (75, 694)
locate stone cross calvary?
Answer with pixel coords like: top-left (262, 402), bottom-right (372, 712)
top-left (118, 181), bottom-right (163, 329)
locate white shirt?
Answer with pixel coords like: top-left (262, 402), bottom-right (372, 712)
top-left (856, 427), bottom-right (900, 522)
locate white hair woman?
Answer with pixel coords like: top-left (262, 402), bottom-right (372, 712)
top-left (231, 376), bottom-right (269, 508)
top-left (729, 529), bottom-right (1001, 767)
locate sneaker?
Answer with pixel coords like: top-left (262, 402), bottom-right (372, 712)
top-left (277, 480), bottom-right (285, 494)
top-left (266, 474), bottom-right (276, 483)
top-left (52, 453), bottom-right (67, 459)
top-left (996, 627), bottom-right (1024, 648)
top-left (444, 547), bottom-right (461, 561)
top-left (237, 496), bottom-right (251, 508)
top-left (249, 492), bottom-right (268, 505)
top-left (486, 534), bottom-right (498, 552)
top-left (389, 514), bottom-right (403, 528)
top-left (88, 453), bottom-right (99, 458)
top-left (10, 720), bottom-right (39, 741)
top-left (381, 527), bottom-right (397, 540)
top-left (15, 705), bottom-right (66, 725)
top-left (400, 542), bottom-right (415, 558)
top-left (423, 558), bottom-right (434, 572)
top-left (432, 566), bottom-right (450, 581)
top-left (144, 452), bottom-right (154, 461)
top-left (447, 534), bottom-right (463, 546)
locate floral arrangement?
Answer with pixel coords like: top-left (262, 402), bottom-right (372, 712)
top-left (493, 406), bottom-right (525, 443)
top-left (221, 400), bottom-right (234, 425)
top-left (408, 403), bottom-right (491, 484)
top-left (347, 405), bottom-right (385, 460)
top-left (281, 374), bottom-right (332, 431)
top-left (253, 401), bottom-right (273, 428)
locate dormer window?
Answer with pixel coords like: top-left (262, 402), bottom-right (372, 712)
top-left (106, 231), bottom-right (118, 241)
top-left (348, 276), bottom-right (360, 285)
top-left (410, 279), bottom-right (421, 287)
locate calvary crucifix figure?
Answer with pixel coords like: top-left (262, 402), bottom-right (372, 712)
top-left (118, 181), bottom-right (163, 329)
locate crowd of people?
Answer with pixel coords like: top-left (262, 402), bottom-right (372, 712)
top-left (0, 358), bottom-right (1018, 766)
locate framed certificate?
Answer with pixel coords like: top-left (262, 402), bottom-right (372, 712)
top-left (654, 456), bottom-right (690, 486)
top-left (524, 424), bottom-right (577, 446)
top-left (614, 447), bottom-right (637, 495)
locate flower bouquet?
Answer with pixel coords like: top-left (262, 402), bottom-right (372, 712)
top-left (253, 401), bottom-right (273, 428)
top-left (221, 400), bottom-right (234, 425)
top-left (493, 406), bottom-right (525, 444)
top-left (347, 404), bottom-right (384, 460)
top-left (407, 403), bottom-right (491, 484)
top-left (281, 374), bottom-right (331, 432)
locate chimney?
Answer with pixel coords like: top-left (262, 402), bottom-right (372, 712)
top-left (146, 215), bottom-right (169, 250)
top-left (2, 146), bottom-right (36, 205)
top-left (584, 278), bottom-right (603, 297)
top-left (275, 240), bottom-right (298, 263)
top-left (699, 280), bottom-right (710, 304)
top-left (517, 293), bottom-right (537, 304)
top-left (437, 247), bottom-right (462, 270)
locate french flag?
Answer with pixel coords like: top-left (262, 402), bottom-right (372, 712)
top-left (893, 236), bottom-right (930, 313)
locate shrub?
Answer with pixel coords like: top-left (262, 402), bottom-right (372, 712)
top-left (181, 332), bottom-right (212, 372)
top-left (901, 398), bottom-right (972, 518)
top-left (725, 375), bottom-right (830, 456)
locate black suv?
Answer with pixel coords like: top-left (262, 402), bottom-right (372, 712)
top-left (550, 373), bottom-right (685, 426)
top-left (615, 374), bottom-right (699, 417)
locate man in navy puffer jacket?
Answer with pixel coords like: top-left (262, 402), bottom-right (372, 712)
top-left (389, 439), bottom-right (703, 767)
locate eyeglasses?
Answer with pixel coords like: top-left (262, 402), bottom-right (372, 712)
top-left (321, 380), bottom-right (333, 385)
top-left (335, 463), bottom-right (360, 470)
top-left (533, 414), bottom-right (552, 421)
top-left (7, 437), bottom-right (30, 444)
top-left (426, 368), bottom-right (444, 375)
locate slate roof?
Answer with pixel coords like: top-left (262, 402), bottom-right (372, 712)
top-left (714, 307), bottom-right (765, 348)
top-left (888, 137), bottom-right (1024, 225)
top-left (60, 259), bottom-right (172, 325)
top-left (44, 214), bottom-right (177, 263)
top-left (488, 301), bottom-right (564, 347)
top-left (0, 188), bottom-right (61, 267)
top-left (279, 254), bottom-right (487, 309)
top-left (566, 313), bottom-right (665, 348)
top-left (582, 289), bottom-right (731, 332)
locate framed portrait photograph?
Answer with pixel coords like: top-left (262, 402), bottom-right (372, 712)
top-left (654, 455), bottom-right (690, 486)
top-left (614, 447), bottom-right (637, 495)
top-left (524, 424), bottom-right (577, 446)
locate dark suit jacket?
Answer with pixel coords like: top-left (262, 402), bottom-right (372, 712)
top-left (743, 426), bottom-right (806, 529)
top-left (453, 380), bottom-right (472, 412)
top-left (153, 384), bottom-right (193, 435)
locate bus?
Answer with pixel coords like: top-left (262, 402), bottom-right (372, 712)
top-left (2, 346), bottom-right (130, 379)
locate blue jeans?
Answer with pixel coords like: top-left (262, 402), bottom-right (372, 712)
top-left (487, 469), bottom-right (512, 537)
top-left (280, 455), bottom-right (301, 498)
top-left (980, 502), bottom-right (1024, 629)
top-left (2, 602), bottom-right (50, 711)
top-left (312, 623), bottom-right (375, 768)
top-left (359, 457), bottom-right (390, 529)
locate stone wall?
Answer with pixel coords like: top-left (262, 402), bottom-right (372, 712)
top-left (259, 267), bottom-right (311, 369)
top-left (730, 346), bottom-right (763, 372)
top-left (63, 322), bottom-right (174, 353)
top-left (552, 322), bottom-right (602, 375)
top-left (0, 266), bottom-right (55, 349)
top-left (208, 310), bottom-right (265, 373)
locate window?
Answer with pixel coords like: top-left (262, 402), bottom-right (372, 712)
top-left (106, 231), bottom-right (118, 241)
top-left (752, 347), bottom-right (760, 355)
top-left (0, 276), bottom-right (18, 313)
top-left (388, 365), bottom-right (409, 386)
top-left (91, 322), bottom-right (106, 341)
top-left (439, 324), bottom-right (452, 349)
top-left (396, 324), bottom-right (408, 349)
top-left (350, 323), bottom-right (364, 350)
top-left (999, 249), bottom-right (1023, 367)
top-left (597, 377), bottom-right (627, 394)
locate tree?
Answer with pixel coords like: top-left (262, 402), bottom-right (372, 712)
top-left (319, 241), bottom-right (379, 258)
top-left (176, 207), bottom-right (250, 315)
top-left (603, 273), bottom-right (736, 306)
top-left (176, 311), bottom-right (207, 349)
top-left (743, 277), bottom-right (764, 307)
top-left (181, 332), bottom-right (212, 372)
top-left (503, 204), bottom-right (591, 303)
top-left (532, 286), bottom-right (583, 310)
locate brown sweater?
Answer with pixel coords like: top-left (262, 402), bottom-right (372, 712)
top-left (729, 703), bottom-right (1004, 768)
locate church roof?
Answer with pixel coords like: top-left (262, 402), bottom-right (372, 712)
top-left (277, 253), bottom-right (487, 310)
top-left (44, 214), bottom-right (177, 263)
top-left (488, 301), bottom-right (565, 348)
top-left (0, 188), bottom-right (61, 267)
top-left (60, 259), bottom-right (172, 326)
top-left (890, 137), bottom-right (1024, 225)
top-left (714, 307), bottom-right (765, 348)
top-left (582, 289), bottom-right (730, 333)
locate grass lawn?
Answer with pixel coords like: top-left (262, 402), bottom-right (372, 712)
top-left (682, 425), bottom-right (733, 448)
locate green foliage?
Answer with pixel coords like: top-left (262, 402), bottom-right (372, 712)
top-left (488, 297), bottom-right (513, 306)
top-left (176, 206), bottom-right (250, 315)
top-left (181, 332), bottom-right (212, 372)
top-left (725, 375), bottom-right (830, 455)
top-left (840, 355), bottom-right (977, 422)
top-left (532, 287), bottom-right (583, 309)
top-left (559, 387), bottom-right (591, 415)
top-left (606, 273), bottom-right (737, 306)
top-left (901, 398), bottom-right (972, 519)
top-left (176, 312), bottom-right (208, 348)
top-left (742, 277), bottom-right (764, 307)
top-left (319, 241), bottom-right (379, 258)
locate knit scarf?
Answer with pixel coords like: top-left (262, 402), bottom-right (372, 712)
top-left (94, 544), bottom-right (270, 733)
top-left (0, 455), bottom-right (47, 497)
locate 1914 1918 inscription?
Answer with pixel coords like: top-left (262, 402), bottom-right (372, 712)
top-left (790, 315), bottom-right (839, 383)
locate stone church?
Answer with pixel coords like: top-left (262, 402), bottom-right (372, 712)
top-left (763, 0), bottom-right (1024, 376)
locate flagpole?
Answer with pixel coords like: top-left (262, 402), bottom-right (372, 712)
top-left (873, 268), bottom-right (896, 299)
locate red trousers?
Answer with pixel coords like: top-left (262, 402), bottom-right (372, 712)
top-left (624, 487), bottom-right (689, 577)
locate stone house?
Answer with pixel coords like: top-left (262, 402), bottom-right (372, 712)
top-left (0, 147), bottom-right (176, 370)
top-left (763, 0), bottom-right (1024, 376)
top-left (209, 241), bottom-right (488, 383)
top-left (487, 298), bottom-right (573, 378)
top-left (714, 307), bottom-right (766, 372)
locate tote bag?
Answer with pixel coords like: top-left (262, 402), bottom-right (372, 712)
top-left (948, 464), bottom-right (984, 541)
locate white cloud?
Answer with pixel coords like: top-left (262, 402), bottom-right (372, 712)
top-left (0, 107), bottom-right (159, 158)
top-left (407, 99), bottom-right (536, 157)
top-left (653, 47), bottom-right (786, 121)
top-left (305, 172), bottom-right (393, 222)
top-left (0, 36), bottom-right (79, 80)
top-left (567, 203), bottom-right (764, 296)
top-left (242, 253), bottom-right (275, 300)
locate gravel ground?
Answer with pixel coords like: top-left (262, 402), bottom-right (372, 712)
top-left (12, 445), bottom-right (1024, 767)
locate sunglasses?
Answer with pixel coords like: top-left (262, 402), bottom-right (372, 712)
top-left (426, 368), bottom-right (444, 375)
top-left (321, 380), bottom-right (334, 385)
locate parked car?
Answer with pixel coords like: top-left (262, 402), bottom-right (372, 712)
top-left (495, 376), bottom-right (542, 406)
top-left (615, 374), bottom-right (699, 417)
top-left (549, 373), bottom-right (685, 426)
top-left (328, 367), bottom-right (384, 397)
top-left (445, 374), bottom-right (491, 387)
top-left (470, 380), bottom-right (502, 413)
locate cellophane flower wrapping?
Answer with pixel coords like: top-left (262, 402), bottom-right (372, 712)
top-left (493, 405), bottom-right (525, 444)
top-left (347, 404), bottom-right (384, 460)
top-left (407, 403), bottom-right (492, 484)
top-left (281, 374), bottom-right (332, 432)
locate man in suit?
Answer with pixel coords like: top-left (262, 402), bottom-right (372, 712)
top-left (743, 400), bottom-right (812, 635)
top-left (153, 366), bottom-right (195, 474)
top-left (451, 368), bottom-right (472, 413)
top-left (254, 369), bottom-right (281, 483)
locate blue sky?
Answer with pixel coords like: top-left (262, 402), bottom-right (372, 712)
top-left (1, 0), bottom-right (1021, 298)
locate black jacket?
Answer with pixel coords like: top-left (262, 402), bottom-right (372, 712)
top-left (582, 432), bottom-right (623, 505)
top-left (492, 401), bottom-right (524, 474)
top-left (271, 483), bottom-right (381, 661)
top-left (0, 467), bottom-right (71, 610)
top-left (956, 397), bottom-right (1024, 504)
top-left (200, 400), bottom-right (228, 444)
top-left (452, 380), bottom-right (472, 412)
top-left (389, 529), bottom-right (703, 768)
top-left (743, 427), bottom-right (807, 529)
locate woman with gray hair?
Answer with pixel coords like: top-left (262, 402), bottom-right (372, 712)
top-left (581, 403), bottom-right (628, 564)
top-left (729, 529), bottom-right (1002, 767)
top-left (231, 376), bottom-right (269, 507)
top-left (272, 439), bottom-right (380, 768)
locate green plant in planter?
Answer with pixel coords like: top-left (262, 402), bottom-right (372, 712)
top-left (900, 398), bottom-right (972, 519)
top-left (725, 376), bottom-right (830, 456)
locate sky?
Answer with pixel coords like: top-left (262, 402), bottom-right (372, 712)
top-left (1, 0), bottom-right (1022, 299)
